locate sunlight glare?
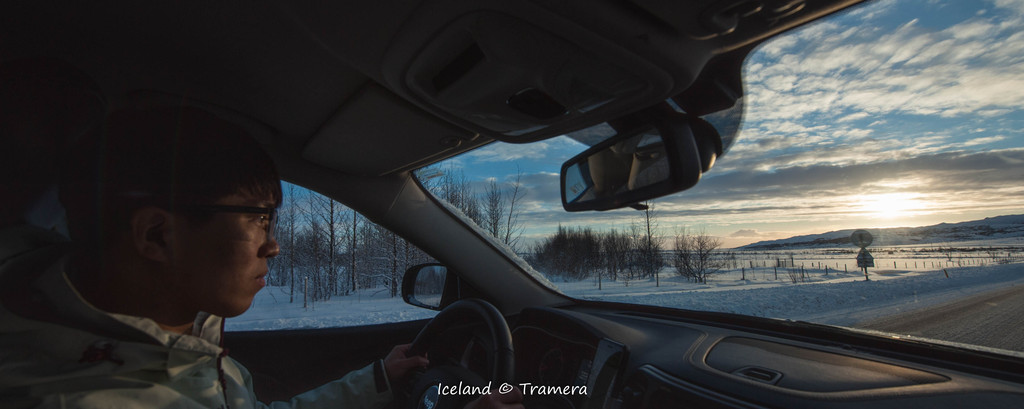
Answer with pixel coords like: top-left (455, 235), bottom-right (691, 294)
top-left (857, 192), bottom-right (926, 220)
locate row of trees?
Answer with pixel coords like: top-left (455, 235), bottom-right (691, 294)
top-left (268, 166), bottom-right (729, 301)
top-left (527, 224), bottom-right (662, 287)
top-left (267, 166), bottom-right (526, 303)
top-left (268, 185), bottom-right (436, 304)
top-left (528, 203), bottom-right (726, 287)
top-left (421, 164), bottom-right (525, 251)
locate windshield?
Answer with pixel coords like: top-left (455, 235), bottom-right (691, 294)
top-left (418, 0), bottom-right (1024, 354)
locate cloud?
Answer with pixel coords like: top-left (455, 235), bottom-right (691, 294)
top-left (995, 0), bottom-right (1024, 15)
top-left (959, 135), bottom-right (1006, 147)
top-left (466, 137), bottom-right (589, 164)
top-left (730, 229), bottom-right (764, 238)
top-left (517, 171), bottom-right (562, 205)
top-left (743, 4), bottom-right (1024, 127)
top-left (838, 112), bottom-right (871, 123)
top-left (467, 142), bottom-right (552, 162)
top-left (710, 149), bottom-right (1023, 193)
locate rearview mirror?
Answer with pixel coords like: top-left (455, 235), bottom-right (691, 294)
top-left (561, 108), bottom-right (721, 211)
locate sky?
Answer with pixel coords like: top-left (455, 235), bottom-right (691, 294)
top-left (427, 0), bottom-right (1024, 248)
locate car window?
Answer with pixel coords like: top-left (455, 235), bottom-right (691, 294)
top-left (417, 0), bottom-right (1024, 355)
top-left (227, 182), bottom-right (439, 331)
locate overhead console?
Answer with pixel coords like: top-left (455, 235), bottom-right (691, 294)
top-left (380, 1), bottom-right (678, 143)
top-left (400, 12), bottom-right (669, 140)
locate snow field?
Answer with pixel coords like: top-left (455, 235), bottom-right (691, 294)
top-left (229, 250), bottom-right (1024, 332)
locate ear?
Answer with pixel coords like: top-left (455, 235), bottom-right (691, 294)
top-left (130, 207), bottom-right (174, 263)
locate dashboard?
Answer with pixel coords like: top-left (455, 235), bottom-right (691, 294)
top-left (508, 305), bottom-right (1024, 409)
top-left (512, 309), bottom-right (626, 409)
top-left (224, 300), bottom-right (1023, 406)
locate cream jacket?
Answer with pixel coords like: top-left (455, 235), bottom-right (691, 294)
top-left (0, 226), bottom-right (393, 409)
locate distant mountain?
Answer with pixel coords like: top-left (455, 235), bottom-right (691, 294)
top-left (738, 215), bottom-right (1024, 250)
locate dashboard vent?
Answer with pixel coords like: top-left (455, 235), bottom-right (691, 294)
top-left (732, 366), bottom-right (782, 384)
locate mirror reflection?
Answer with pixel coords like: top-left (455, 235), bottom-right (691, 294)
top-left (410, 264), bottom-right (447, 309)
top-left (563, 129), bottom-right (670, 206)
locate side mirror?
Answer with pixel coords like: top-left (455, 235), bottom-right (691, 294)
top-left (402, 263), bottom-right (457, 310)
top-left (560, 108), bottom-right (722, 211)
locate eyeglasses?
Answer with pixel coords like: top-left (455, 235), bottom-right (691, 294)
top-left (182, 204), bottom-right (278, 243)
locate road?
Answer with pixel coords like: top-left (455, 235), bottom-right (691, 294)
top-left (858, 283), bottom-right (1024, 352)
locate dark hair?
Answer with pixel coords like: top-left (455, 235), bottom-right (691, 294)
top-left (59, 105), bottom-right (282, 249)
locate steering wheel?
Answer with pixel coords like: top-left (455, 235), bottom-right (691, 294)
top-left (404, 298), bottom-right (515, 409)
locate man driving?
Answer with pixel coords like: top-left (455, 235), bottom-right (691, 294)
top-left (0, 105), bottom-right (522, 409)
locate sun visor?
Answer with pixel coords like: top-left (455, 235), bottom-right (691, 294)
top-left (302, 84), bottom-right (486, 177)
top-left (383, 9), bottom-right (674, 143)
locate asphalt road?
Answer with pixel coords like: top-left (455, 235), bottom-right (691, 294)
top-left (858, 283), bottom-right (1024, 352)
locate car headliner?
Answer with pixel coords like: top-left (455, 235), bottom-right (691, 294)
top-left (2, 0), bottom-right (868, 313)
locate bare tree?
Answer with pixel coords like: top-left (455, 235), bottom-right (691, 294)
top-left (641, 202), bottom-right (662, 285)
top-left (503, 169), bottom-right (525, 253)
top-left (672, 228), bottom-right (725, 284)
top-left (298, 193), bottom-right (325, 301)
top-left (281, 184), bottom-right (299, 302)
top-left (422, 164), bottom-right (524, 253)
top-left (266, 182), bottom-right (440, 300)
top-left (388, 229), bottom-right (399, 297)
top-left (348, 210), bottom-right (359, 294)
top-left (295, 219), bottom-right (325, 301)
top-left (431, 164), bottom-right (483, 226)
top-left (483, 179), bottom-right (505, 240)
top-left (626, 202), bottom-right (663, 285)
top-left (356, 222), bottom-right (385, 290)
top-left (941, 243), bottom-right (955, 262)
top-left (529, 225), bottom-right (601, 280)
top-left (601, 228), bottom-right (631, 288)
top-left (309, 191), bottom-right (347, 297)
top-left (625, 222), bottom-right (644, 283)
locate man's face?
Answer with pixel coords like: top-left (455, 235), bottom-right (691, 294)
top-left (169, 193), bottom-right (280, 318)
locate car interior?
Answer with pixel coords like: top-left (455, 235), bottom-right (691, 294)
top-left (4, 0), bottom-right (1023, 408)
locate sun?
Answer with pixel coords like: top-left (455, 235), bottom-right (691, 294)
top-left (857, 192), bottom-right (924, 221)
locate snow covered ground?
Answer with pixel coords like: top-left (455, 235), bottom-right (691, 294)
top-left (226, 287), bottom-right (439, 331)
top-left (563, 263), bottom-right (1024, 327)
top-left (228, 259), bottom-right (1024, 333)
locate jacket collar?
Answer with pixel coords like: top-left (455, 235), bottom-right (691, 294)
top-left (41, 257), bottom-right (226, 353)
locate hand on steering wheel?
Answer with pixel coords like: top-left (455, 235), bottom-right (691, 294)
top-left (402, 299), bottom-right (516, 409)
top-left (384, 344), bottom-right (430, 385)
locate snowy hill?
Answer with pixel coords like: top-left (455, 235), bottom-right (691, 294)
top-left (738, 214), bottom-right (1024, 250)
